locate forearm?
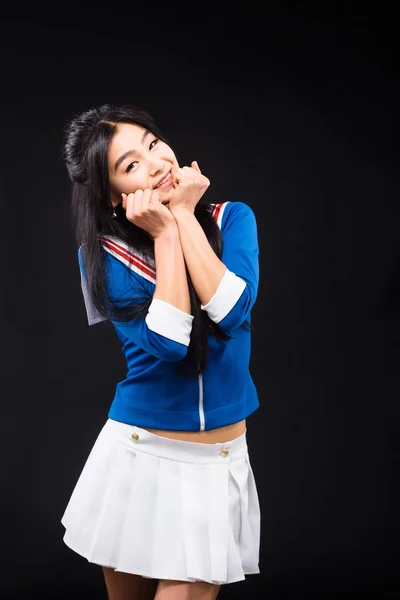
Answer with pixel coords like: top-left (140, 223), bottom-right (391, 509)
top-left (153, 226), bottom-right (191, 314)
top-left (171, 208), bottom-right (226, 305)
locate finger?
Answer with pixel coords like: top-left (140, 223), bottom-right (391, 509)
top-left (127, 190), bottom-right (143, 216)
top-left (173, 168), bottom-right (184, 183)
top-left (125, 191), bottom-right (138, 218)
top-left (150, 189), bottom-right (159, 205)
top-left (141, 188), bottom-right (152, 206)
top-left (133, 189), bottom-right (144, 207)
top-left (181, 166), bottom-right (196, 179)
top-left (191, 160), bottom-right (201, 173)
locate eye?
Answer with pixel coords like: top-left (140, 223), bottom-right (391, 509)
top-left (126, 161), bottom-right (138, 173)
top-left (149, 138), bottom-right (159, 150)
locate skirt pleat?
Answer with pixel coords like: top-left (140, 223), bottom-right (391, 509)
top-left (229, 455), bottom-right (261, 574)
top-left (61, 419), bottom-right (261, 585)
top-left (180, 462), bottom-right (229, 583)
top-left (203, 463), bottom-right (230, 583)
top-left (150, 457), bottom-right (186, 578)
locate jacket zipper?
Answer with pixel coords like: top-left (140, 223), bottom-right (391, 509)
top-left (198, 373), bottom-right (205, 430)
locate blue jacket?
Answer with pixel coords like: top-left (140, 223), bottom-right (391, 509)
top-left (78, 201), bottom-right (259, 431)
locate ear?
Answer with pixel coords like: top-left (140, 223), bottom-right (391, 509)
top-left (191, 160), bottom-right (201, 173)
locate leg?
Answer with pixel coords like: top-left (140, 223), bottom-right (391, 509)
top-left (102, 566), bottom-right (159, 600)
top-left (154, 579), bottom-right (221, 600)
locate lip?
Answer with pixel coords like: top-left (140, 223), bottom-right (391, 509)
top-left (154, 171), bottom-right (173, 190)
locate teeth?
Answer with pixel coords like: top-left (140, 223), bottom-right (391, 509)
top-left (155, 173), bottom-right (170, 188)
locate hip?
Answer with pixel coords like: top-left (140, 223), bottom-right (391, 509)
top-left (141, 418), bottom-right (246, 444)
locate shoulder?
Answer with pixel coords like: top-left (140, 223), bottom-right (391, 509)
top-left (100, 235), bottom-right (156, 287)
top-left (206, 201), bottom-right (256, 231)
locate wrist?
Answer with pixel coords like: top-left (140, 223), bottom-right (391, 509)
top-left (169, 205), bottom-right (195, 218)
top-left (153, 223), bottom-right (179, 241)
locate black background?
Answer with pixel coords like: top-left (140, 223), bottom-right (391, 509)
top-left (0, 5), bottom-right (399, 599)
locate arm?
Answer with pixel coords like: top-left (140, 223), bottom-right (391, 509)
top-left (78, 238), bottom-right (193, 362)
top-left (152, 227), bottom-right (191, 313)
top-left (172, 201), bottom-right (259, 334)
top-left (143, 226), bottom-right (193, 358)
top-left (169, 207), bottom-right (227, 306)
top-left (166, 160), bottom-right (227, 305)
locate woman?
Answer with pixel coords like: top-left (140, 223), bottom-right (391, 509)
top-left (60, 103), bottom-right (261, 600)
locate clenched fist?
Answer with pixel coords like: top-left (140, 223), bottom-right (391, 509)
top-left (168, 161), bottom-right (210, 213)
top-left (121, 188), bottom-right (177, 239)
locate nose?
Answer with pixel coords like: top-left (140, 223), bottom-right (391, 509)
top-left (149, 159), bottom-right (164, 176)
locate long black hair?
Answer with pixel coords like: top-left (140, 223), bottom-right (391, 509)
top-left (62, 103), bottom-right (249, 378)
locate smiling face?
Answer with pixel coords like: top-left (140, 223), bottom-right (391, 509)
top-left (108, 122), bottom-right (179, 207)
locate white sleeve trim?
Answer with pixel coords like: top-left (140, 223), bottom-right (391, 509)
top-left (145, 298), bottom-right (194, 346)
top-left (200, 268), bottom-right (246, 324)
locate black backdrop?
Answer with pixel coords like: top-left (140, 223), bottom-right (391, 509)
top-left (0, 7), bottom-right (399, 599)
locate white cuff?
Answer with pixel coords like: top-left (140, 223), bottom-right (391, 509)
top-left (200, 269), bottom-right (246, 323)
top-left (145, 298), bottom-right (194, 346)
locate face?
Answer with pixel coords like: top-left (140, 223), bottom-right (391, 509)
top-left (108, 122), bottom-right (179, 207)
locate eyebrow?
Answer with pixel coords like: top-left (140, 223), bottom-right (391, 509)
top-left (113, 129), bottom-right (151, 172)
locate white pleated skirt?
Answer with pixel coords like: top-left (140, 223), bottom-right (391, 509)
top-left (61, 418), bottom-right (261, 585)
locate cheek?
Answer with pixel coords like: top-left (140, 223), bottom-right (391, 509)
top-left (169, 154), bottom-right (180, 170)
top-left (162, 145), bottom-right (178, 166)
top-left (111, 173), bottom-right (148, 195)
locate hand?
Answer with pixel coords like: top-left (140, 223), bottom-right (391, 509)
top-left (121, 188), bottom-right (177, 239)
top-left (168, 161), bottom-right (210, 213)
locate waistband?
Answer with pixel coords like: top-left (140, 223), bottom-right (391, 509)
top-left (105, 418), bottom-right (248, 464)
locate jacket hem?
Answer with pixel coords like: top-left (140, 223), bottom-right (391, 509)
top-left (108, 396), bottom-right (260, 432)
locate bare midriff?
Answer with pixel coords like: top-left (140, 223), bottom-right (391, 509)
top-left (142, 418), bottom-right (246, 444)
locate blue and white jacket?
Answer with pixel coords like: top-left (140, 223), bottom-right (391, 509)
top-left (78, 201), bottom-right (259, 431)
